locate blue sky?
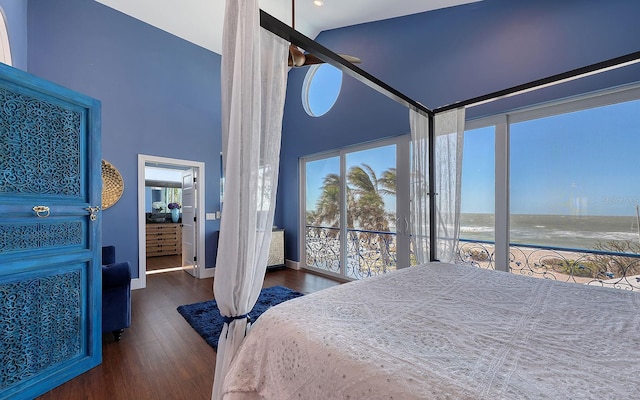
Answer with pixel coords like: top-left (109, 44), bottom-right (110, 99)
top-left (463, 99), bottom-right (640, 216)
top-left (306, 144), bottom-right (397, 214)
top-left (305, 69), bottom-right (640, 218)
top-left (306, 64), bottom-right (342, 117)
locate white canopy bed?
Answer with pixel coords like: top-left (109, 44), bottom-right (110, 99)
top-left (212, 1), bottom-right (640, 399)
top-left (221, 262), bottom-right (640, 399)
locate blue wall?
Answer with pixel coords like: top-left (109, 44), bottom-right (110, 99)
top-left (277, 0), bottom-right (640, 261)
top-left (11, 0), bottom-right (640, 268)
top-left (0, 0), bottom-right (27, 70)
top-left (26, 0), bottom-right (222, 277)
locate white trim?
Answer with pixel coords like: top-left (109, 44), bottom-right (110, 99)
top-left (467, 82), bottom-right (640, 130)
top-left (300, 135), bottom-right (409, 278)
top-left (302, 64), bottom-right (343, 117)
top-left (464, 82), bottom-right (640, 271)
top-left (494, 117), bottom-right (509, 272)
top-left (136, 154), bottom-right (206, 289)
top-left (395, 135), bottom-right (411, 268)
top-left (298, 157), bottom-right (306, 273)
top-left (200, 266), bottom-right (215, 278)
top-left (0, 7), bottom-right (12, 66)
top-left (285, 259), bottom-right (301, 270)
top-left (463, 60), bottom-right (640, 111)
top-left (338, 145), bottom-right (347, 279)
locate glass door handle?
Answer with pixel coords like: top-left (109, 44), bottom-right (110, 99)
top-left (396, 217), bottom-right (410, 234)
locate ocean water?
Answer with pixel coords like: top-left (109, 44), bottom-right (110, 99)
top-left (460, 213), bottom-right (640, 250)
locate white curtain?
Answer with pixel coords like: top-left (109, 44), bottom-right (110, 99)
top-left (410, 108), bottom-right (465, 263)
top-left (211, 1), bottom-right (288, 399)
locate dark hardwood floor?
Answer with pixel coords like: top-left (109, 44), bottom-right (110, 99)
top-left (37, 267), bottom-right (341, 400)
top-left (39, 269), bottom-right (339, 400)
top-left (146, 254), bottom-right (182, 271)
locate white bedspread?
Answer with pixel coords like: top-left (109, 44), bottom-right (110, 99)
top-left (222, 263), bottom-right (640, 399)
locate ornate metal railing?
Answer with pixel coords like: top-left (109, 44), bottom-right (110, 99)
top-left (457, 239), bottom-right (496, 269)
top-left (457, 239), bottom-right (640, 291)
top-left (306, 229), bottom-right (640, 290)
top-left (345, 228), bottom-right (397, 279)
top-left (305, 225), bottom-right (397, 279)
top-left (305, 225), bottom-right (341, 274)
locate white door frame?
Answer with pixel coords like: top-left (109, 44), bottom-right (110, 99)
top-left (0, 8), bottom-right (13, 66)
top-left (134, 154), bottom-right (206, 290)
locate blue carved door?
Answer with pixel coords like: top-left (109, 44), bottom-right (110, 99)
top-left (0, 63), bottom-right (102, 399)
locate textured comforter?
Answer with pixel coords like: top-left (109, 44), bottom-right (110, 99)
top-left (222, 263), bottom-right (640, 399)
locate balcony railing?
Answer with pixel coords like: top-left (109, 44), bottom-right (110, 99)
top-left (305, 225), bottom-right (397, 279)
top-left (457, 239), bottom-right (640, 291)
top-left (306, 227), bottom-right (640, 290)
top-left (305, 225), bottom-right (341, 274)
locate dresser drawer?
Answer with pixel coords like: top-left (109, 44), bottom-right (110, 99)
top-left (145, 223), bottom-right (182, 256)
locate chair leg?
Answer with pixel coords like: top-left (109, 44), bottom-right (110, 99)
top-left (112, 329), bottom-right (124, 342)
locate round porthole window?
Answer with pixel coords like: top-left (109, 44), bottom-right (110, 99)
top-left (302, 64), bottom-right (343, 117)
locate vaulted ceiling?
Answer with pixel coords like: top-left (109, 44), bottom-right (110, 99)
top-left (96, 0), bottom-right (481, 54)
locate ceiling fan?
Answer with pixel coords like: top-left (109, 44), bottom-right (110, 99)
top-left (287, 0), bottom-right (361, 67)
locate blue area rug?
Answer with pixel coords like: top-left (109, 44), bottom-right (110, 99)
top-left (177, 285), bottom-right (304, 351)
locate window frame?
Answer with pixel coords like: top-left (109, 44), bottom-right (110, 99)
top-left (299, 135), bottom-right (410, 279)
top-left (464, 82), bottom-right (640, 271)
top-left (301, 63), bottom-right (343, 117)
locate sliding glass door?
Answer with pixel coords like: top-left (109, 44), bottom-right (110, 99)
top-left (508, 97), bottom-right (640, 283)
top-left (302, 137), bottom-right (410, 279)
top-left (304, 155), bottom-right (341, 274)
top-left (459, 84), bottom-right (640, 290)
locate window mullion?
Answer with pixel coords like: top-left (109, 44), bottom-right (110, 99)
top-left (339, 150), bottom-right (348, 278)
top-left (494, 117), bottom-right (509, 272)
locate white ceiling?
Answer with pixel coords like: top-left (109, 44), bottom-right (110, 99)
top-left (96, 0), bottom-right (481, 55)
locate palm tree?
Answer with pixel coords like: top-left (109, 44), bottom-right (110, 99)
top-left (311, 163), bottom-right (398, 275)
top-left (346, 164), bottom-right (395, 273)
top-left (312, 173), bottom-right (348, 237)
top-left (347, 164), bottom-right (388, 232)
top-left (378, 167), bottom-right (396, 197)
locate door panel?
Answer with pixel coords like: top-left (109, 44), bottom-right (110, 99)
top-left (181, 169), bottom-right (196, 277)
top-left (303, 156), bottom-right (341, 275)
top-left (303, 139), bottom-right (409, 280)
top-left (0, 63), bottom-right (101, 399)
top-left (344, 144), bottom-right (397, 279)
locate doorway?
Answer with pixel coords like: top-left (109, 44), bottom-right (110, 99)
top-left (301, 136), bottom-right (411, 280)
top-left (135, 154), bottom-right (206, 290)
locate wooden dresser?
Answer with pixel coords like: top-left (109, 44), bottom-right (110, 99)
top-left (146, 223), bottom-right (182, 257)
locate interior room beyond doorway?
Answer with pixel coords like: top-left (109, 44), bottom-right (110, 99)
top-left (145, 165), bottom-right (189, 275)
top-left (136, 154), bottom-right (206, 290)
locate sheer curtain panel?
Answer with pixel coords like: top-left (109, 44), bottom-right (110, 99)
top-left (410, 108), bottom-right (465, 263)
top-left (409, 110), bottom-right (431, 264)
top-left (212, 1), bottom-right (288, 399)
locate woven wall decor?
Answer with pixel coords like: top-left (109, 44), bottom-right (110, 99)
top-left (102, 159), bottom-right (124, 210)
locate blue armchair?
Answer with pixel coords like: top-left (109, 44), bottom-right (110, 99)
top-left (102, 246), bottom-right (132, 341)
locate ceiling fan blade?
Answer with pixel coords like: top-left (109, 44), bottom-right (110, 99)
top-left (339, 54), bottom-right (362, 64)
top-left (300, 52), bottom-right (324, 66)
top-left (298, 52), bottom-right (363, 66)
top-left (288, 44), bottom-right (306, 67)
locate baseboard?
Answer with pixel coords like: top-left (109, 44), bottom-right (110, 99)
top-left (200, 266), bottom-right (215, 279)
top-left (285, 259), bottom-right (301, 270)
top-left (131, 277), bottom-right (144, 290)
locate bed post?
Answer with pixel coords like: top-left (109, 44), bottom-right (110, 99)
top-left (428, 114), bottom-right (438, 262)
